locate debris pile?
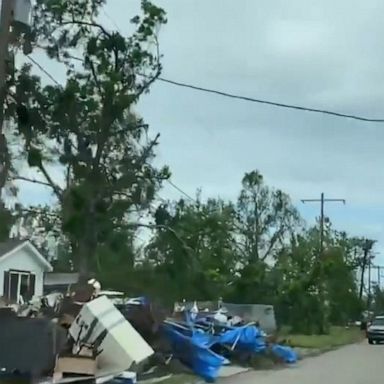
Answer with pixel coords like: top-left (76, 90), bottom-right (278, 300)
top-left (0, 283), bottom-right (298, 384)
top-left (163, 301), bottom-right (297, 382)
top-left (0, 281), bottom-right (151, 384)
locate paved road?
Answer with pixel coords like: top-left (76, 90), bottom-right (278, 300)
top-left (227, 342), bottom-right (384, 384)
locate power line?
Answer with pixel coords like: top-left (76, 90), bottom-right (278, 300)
top-left (25, 55), bottom-right (61, 86)
top-left (28, 56), bottom-right (373, 210)
top-left (55, 5), bottom-right (384, 124)
top-left (27, 51), bottom-right (384, 123)
top-left (102, 8), bottom-right (122, 33)
top-left (27, 58), bottom-right (383, 212)
top-left (166, 180), bottom-right (196, 202)
top-left (154, 76), bottom-right (384, 123)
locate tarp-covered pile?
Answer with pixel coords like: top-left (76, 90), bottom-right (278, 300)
top-left (163, 305), bottom-right (297, 382)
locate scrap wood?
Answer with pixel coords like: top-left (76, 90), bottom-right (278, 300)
top-left (55, 355), bottom-right (97, 376)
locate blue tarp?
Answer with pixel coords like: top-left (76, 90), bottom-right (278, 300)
top-left (215, 325), bottom-right (267, 353)
top-left (162, 324), bottom-right (229, 382)
top-left (271, 344), bottom-right (298, 364)
top-left (163, 315), bottom-right (297, 382)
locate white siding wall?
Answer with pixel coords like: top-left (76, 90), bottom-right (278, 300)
top-left (0, 247), bottom-right (45, 297)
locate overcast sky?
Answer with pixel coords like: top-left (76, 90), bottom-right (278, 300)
top-left (19, 0), bottom-right (384, 268)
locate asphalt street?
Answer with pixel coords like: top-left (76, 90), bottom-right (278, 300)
top-left (227, 342), bottom-right (383, 384)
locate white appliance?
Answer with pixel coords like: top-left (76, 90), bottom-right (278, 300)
top-left (69, 296), bottom-right (154, 374)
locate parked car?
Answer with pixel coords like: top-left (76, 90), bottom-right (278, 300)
top-left (366, 316), bottom-right (384, 344)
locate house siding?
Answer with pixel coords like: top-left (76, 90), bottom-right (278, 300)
top-left (0, 247), bottom-right (45, 297)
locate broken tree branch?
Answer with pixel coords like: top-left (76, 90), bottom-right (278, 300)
top-left (37, 163), bottom-right (64, 202)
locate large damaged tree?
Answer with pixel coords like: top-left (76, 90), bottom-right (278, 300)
top-left (7, 0), bottom-right (170, 277)
top-left (236, 170), bottom-right (301, 262)
top-left (227, 170), bottom-right (302, 304)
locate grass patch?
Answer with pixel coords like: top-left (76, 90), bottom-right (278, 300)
top-left (281, 326), bottom-right (364, 349)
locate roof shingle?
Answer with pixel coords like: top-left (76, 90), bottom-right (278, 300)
top-left (0, 239), bottom-right (27, 257)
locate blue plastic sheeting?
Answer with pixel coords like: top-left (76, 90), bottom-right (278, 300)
top-left (167, 323), bottom-right (267, 353)
top-left (216, 325), bottom-right (267, 353)
top-left (163, 320), bottom-right (297, 381)
top-left (271, 344), bottom-right (298, 364)
top-left (162, 324), bottom-right (229, 382)
top-left (103, 371), bottom-right (137, 384)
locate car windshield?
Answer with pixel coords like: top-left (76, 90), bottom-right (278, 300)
top-left (372, 318), bottom-right (384, 326)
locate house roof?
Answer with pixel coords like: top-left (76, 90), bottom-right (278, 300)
top-left (0, 239), bottom-right (26, 257)
top-left (0, 239), bottom-right (53, 272)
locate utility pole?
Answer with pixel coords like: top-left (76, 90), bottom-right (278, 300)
top-left (368, 255), bottom-right (372, 308)
top-left (359, 245), bottom-right (368, 300)
top-left (359, 240), bottom-right (373, 299)
top-left (0, 0), bottom-right (15, 196)
top-left (359, 240), bottom-right (375, 304)
top-left (301, 193), bottom-right (346, 256)
top-left (301, 193), bottom-right (345, 333)
top-left (0, 0), bottom-right (31, 199)
top-left (369, 264), bottom-right (382, 288)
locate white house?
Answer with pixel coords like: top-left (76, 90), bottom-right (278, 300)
top-left (0, 239), bottom-right (53, 303)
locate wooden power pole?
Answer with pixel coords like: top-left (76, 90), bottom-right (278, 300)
top-left (301, 193), bottom-right (345, 333)
top-left (0, 0), bottom-right (15, 196)
top-left (301, 193), bottom-right (346, 257)
top-left (359, 239), bottom-right (375, 300)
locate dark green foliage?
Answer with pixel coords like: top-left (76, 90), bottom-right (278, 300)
top-left (145, 198), bottom-right (238, 301)
top-left (8, 0), bottom-right (168, 277)
top-left (142, 170), bottom-right (365, 335)
top-left (0, 204), bottom-right (14, 242)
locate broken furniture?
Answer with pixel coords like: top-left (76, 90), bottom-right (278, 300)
top-left (56, 356), bottom-right (97, 376)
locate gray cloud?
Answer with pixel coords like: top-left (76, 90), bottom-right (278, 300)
top-left (135, 0), bottom-right (384, 259)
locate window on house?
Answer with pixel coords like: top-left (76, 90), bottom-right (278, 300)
top-left (20, 274), bottom-right (30, 302)
top-left (4, 271), bottom-right (35, 303)
top-left (9, 273), bottom-right (19, 302)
